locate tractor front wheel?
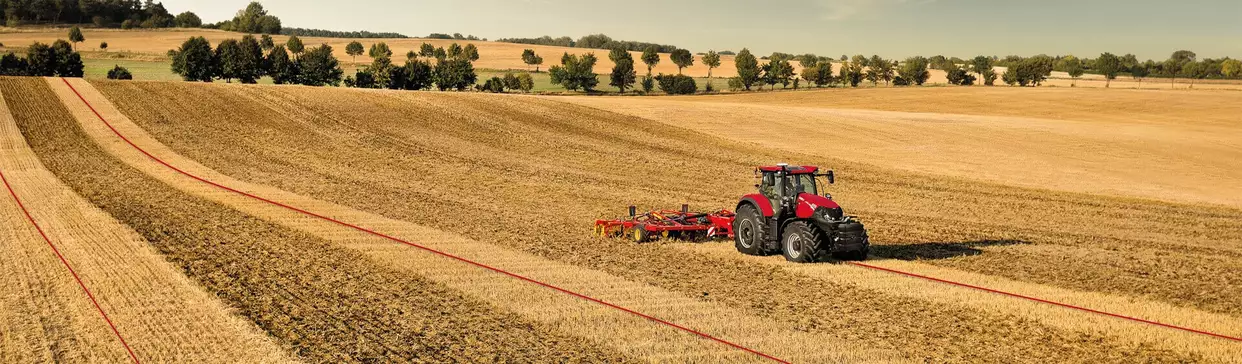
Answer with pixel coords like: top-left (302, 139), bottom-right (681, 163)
top-left (631, 224), bottom-right (649, 243)
top-left (781, 221), bottom-right (826, 263)
top-left (733, 204), bottom-right (768, 255)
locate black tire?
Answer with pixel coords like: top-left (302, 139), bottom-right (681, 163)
top-left (733, 204), bottom-right (768, 255)
top-left (782, 221), bottom-right (827, 263)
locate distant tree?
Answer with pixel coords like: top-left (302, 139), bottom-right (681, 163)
top-left (463, 44), bottom-right (479, 61)
top-left (503, 72), bottom-right (521, 90)
top-left (1162, 58), bottom-right (1182, 88)
top-left (1170, 50), bottom-right (1197, 64)
top-left (768, 58), bottom-right (794, 88)
top-left (433, 47), bottom-right (446, 61)
top-left (299, 44), bottom-right (344, 86)
top-left (898, 56), bottom-right (930, 86)
top-left (229, 2), bottom-right (281, 34)
top-left (969, 55), bottom-right (992, 80)
top-left (365, 56), bottom-right (395, 89)
top-left (68, 27), bottom-right (84, 51)
top-left (419, 43), bottom-right (435, 58)
top-left (801, 64), bottom-right (834, 87)
top-left (1095, 52), bottom-right (1122, 88)
top-left (981, 68), bottom-right (998, 86)
top-left (670, 48), bottom-right (694, 74)
top-left (403, 59), bottom-right (434, 90)
top-left (796, 53), bottom-right (820, 68)
top-left (946, 65), bottom-right (976, 85)
top-left (447, 43), bottom-right (463, 59)
top-left (432, 58), bottom-right (477, 90)
top-left (873, 56), bottom-right (895, 86)
top-left (1181, 61), bottom-right (1209, 89)
top-left (608, 48), bottom-right (637, 92)
top-left (640, 46), bottom-right (660, 75)
top-left (25, 43), bottom-right (56, 77)
top-left (260, 35), bottom-right (275, 51)
top-left (928, 55), bottom-right (948, 69)
top-left (516, 73), bottom-right (535, 92)
top-left (346, 41), bottom-right (364, 63)
top-left (641, 75), bottom-right (655, 93)
top-left (369, 42), bottom-right (392, 59)
top-left (521, 49), bottom-right (543, 72)
top-left (234, 35), bottom-right (265, 83)
top-left (99, 42), bottom-right (108, 52)
top-left (214, 39), bottom-right (242, 82)
top-left (1130, 63), bottom-right (1149, 88)
top-left (265, 45), bottom-right (299, 84)
top-left (1002, 68), bottom-right (1019, 86)
top-left (405, 51), bottom-right (416, 60)
top-left (702, 50), bottom-right (721, 78)
top-left (839, 55), bottom-right (848, 62)
top-left (171, 36), bottom-right (215, 82)
top-left (1222, 59), bottom-right (1242, 79)
top-left (549, 52), bottom-right (599, 91)
top-left (734, 48), bottom-right (760, 91)
top-left (106, 65), bottom-right (133, 80)
top-left (121, 19), bottom-right (137, 29)
top-left (1057, 55), bottom-right (1084, 87)
top-left (49, 40), bottom-right (84, 77)
top-left (286, 35), bottom-right (304, 59)
top-left (480, 76), bottom-right (505, 93)
top-left (840, 58), bottom-right (864, 87)
top-left (175, 11), bottom-right (202, 28)
top-left (851, 54), bottom-right (869, 68)
top-left (654, 74), bottom-right (696, 94)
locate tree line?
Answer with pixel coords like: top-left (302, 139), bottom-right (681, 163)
top-left (497, 34), bottom-right (679, 53)
top-left (282, 27), bottom-right (408, 39)
top-left (168, 34), bottom-right (342, 86)
top-left (0, 0), bottom-right (191, 29)
top-left (0, 38), bottom-right (84, 77)
top-left (344, 41), bottom-right (501, 92)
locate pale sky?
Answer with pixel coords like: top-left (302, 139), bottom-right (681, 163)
top-left (163, 0), bottom-right (1241, 60)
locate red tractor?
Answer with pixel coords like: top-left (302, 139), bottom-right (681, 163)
top-left (733, 164), bottom-right (870, 262)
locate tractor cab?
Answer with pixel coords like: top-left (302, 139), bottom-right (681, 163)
top-left (756, 165), bottom-right (832, 208)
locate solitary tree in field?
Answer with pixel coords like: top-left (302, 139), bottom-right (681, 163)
top-left (99, 42), bottom-right (108, 52)
top-left (521, 49), bottom-right (543, 72)
top-left (608, 48), bottom-right (636, 92)
top-left (670, 49), bottom-right (694, 74)
top-left (1096, 52), bottom-right (1122, 88)
top-left (346, 41), bottom-right (364, 63)
top-left (420, 43), bottom-right (435, 58)
top-left (1130, 63), bottom-right (1149, 88)
top-left (1058, 55), bottom-right (1083, 87)
top-left (549, 52), bottom-right (599, 91)
top-left (702, 50), bottom-right (721, 78)
top-left (286, 35), bottom-right (304, 60)
top-left (734, 48), bottom-right (760, 91)
top-left (68, 26), bottom-right (85, 51)
top-left (641, 46), bottom-right (660, 75)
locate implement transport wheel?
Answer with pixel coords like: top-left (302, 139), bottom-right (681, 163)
top-left (631, 224), bottom-right (649, 243)
top-left (594, 224), bottom-right (604, 237)
top-left (733, 204), bottom-right (768, 255)
top-left (781, 221), bottom-right (825, 263)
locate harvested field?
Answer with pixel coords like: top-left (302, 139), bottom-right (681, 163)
top-left (7, 77), bottom-right (633, 363)
top-left (49, 77), bottom-right (883, 363)
top-left (0, 78), bottom-right (291, 363)
top-left (84, 79), bottom-right (1242, 362)
top-left (555, 89), bottom-right (1242, 208)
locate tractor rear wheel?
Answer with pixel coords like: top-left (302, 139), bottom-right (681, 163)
top-left (733, 204), bottom-right (768, 255)
top-left (781, 221), bottom-right (826, 263)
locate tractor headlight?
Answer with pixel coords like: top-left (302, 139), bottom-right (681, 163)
top-left (824, 193), bottom-right (833, 200)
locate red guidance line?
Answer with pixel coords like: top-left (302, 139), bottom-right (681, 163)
top-left (847, 261), bottom-right (1242, 343)
top-left (60, 80), bottom-right (789, 362)
top-left (0, 169), bottom-right (141, 364)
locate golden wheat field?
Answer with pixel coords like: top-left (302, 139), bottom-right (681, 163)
top-left (1, 74), bottom-right (1240, 363)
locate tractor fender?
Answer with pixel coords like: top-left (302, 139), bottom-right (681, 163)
top-left (795, 193), bottom-right (841, 219)
top-left (737, 194), bottom-right (775, 217)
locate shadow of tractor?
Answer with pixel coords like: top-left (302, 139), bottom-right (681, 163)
top-left (869, 239), bottom-right (1028, 261)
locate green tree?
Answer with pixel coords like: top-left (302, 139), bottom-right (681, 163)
top-left (260, 34), bottom-right (275, 51)
top-left (516, 73), bottom-right (535, 92)
top-left (366, 56), bottom-right (394, 89)
top-left (299, 44), bottom-right (344, 86)
top-left (68, 26), bottom-right (84, 51)
top-left (1222, 59), bottom-right (1242, 79)
top-left (702, 50), bottom-right (721, 78)
top-left (286, 35), bottom-right (304, 59)
top-left (99, 42), bottom-right (108, 52)
top-left (369, 42), bottom-right (392, 59)
top-left (873, 56), bottom-right (895, 86)
top-left (840, 59), bottom-right (864, 87)
top-left (670, 48), bottom-right (694, 74)
top-left (403, 59), bottom-right (434, 90)
top-left (214, 39), bottom-right (242, 82)
top-left (734, 48), bottom-right (760, 91)
top-left (229, 2), bottom-right (281, 34)
top-left (447, 43), bottom-right (463, 59)
top-left (608, 48), bottom-right (636, 92)
top-left (433, 58), bottom-right (478, 90)
top-left (175, 11), bottom-right (202, 28)
top-left (265, 45), bottom-right (298, 84)
top-left (419, 43), bottom-right (435, 58)
top-left (1057, 55), bottom-right (1084, 87)
top-left (433, 47), bottom-right (447, 61)
top-left (463, 44), bottom-right (479, 61)
top-left (49, 40), bottom-right (84, 77)
top-left (521, 49), bottom-right (543, 72)
top-left (235, 34), bottom-right (265, 83)
top-left (346, 41), bottom-right (364, 63)
top-left (981, 68), bottom-right (998, 86)
top-left (1095, 52), bottom-right (1122, 88)
top-left (640, 46), bottom-right (660, 75)
top-left (1130, 63), bottom-right (1149, 88)
top-left (654, 74), bottom-right (696, 94)
top-left (851, 54), bottom-right (869, 68)
top-left (503, 72), bottom-right (521, 90)
top-left (1181, 61), bottom-right (1209, 89)
top-left (549, 52), bottom-right (599, 91)
top-left (107, 65), bottom-right (133, 80)
top-left (768, 58), bottom-right (794, 88)
top-left (969, 55), bottom-right (992, 80)
top-left (171, 36), bottom-right (215, 82)
top-left (898, 56), bottom-right (930, 86)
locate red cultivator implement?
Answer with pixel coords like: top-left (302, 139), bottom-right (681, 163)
top-left (594, 205), bottom-right (736, 243)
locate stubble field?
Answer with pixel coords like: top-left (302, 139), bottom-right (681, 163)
top-left (1, 75), bottom-right (1240, 362)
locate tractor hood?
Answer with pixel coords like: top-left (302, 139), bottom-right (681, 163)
top-left (796, 193), bottom-right (841, 219)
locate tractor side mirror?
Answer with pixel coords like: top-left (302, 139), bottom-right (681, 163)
top-left (828, 171), bottom-right (835, 184)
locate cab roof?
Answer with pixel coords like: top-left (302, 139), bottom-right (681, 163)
top-left (757, 165), bottom-right (819, 174)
